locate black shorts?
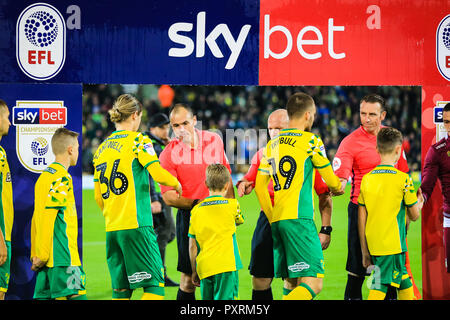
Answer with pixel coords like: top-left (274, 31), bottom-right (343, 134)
top-left (176, 208), bottom-right (192, 275)
top-left (248, 211), bottom-right (274, 278)
top-left (346, 202), bottom-right (371, 276)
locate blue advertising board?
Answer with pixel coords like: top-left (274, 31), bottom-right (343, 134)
top-left (0, 83), bottom-right (82, 300)
top-left (0, 0), bottom-right (259, 85)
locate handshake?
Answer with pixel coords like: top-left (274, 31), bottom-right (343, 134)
top-left (330, 178), bottom-right (347, 197)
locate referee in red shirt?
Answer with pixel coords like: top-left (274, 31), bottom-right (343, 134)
top-left (159, 104), bottom-right (234, 300)
top-left (333, 93), bottom-right (419, 300)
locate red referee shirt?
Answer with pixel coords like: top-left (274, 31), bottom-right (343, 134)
top-left (333, 126), bottom-right (409, 204)
top-left (159, 128), bottom-right (231, 200)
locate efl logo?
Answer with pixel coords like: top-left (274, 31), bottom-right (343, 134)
top-left (16, 3), bottom-right (66, 80)
top-left (13, 107), bottom-right (67, 125)
top-left (13, 101), bottom-right (66, 173)
top-left (436, 15), bottom-right (450, 81)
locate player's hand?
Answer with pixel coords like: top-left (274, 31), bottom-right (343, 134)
top-left (417, 188), bottom-right (424, 211)
top-left (175, 183), bottom-right (182, 198)
top-left (191, 271), bottom-right (200, 287)
top-left (0, 239), bottom-right (7, 266)
top-left (237, 181), bottom-right (253, 197)
top-left (338, 178), bottom-right (347, 194)
top-left (362, 253), bottom-right (372, 269)
top-left (319, 233), bottom-right (331, 250)
top-left (31, 256), bottom-right (46, 272)
top-left (331, 178), bottom-right (346, 196)
top-left (151, 201), bottom-right (162, 214)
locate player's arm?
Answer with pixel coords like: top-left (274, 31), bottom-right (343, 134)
top-left (236, 149), bottom-right (262, 197)
top-left (318, 191), bottom-right (332, 250)
top-left (406, 203), bottom-right (421, 222)
top-left (149, 176), bottom-right (162, 214)
top-left (310, 135), bottom-right (342, 194)
top-left (146, 162), bottom-right (182, 195)
top-left (32, 207), bottom-right (58, 270)
top-left (357, 184), bottom-right (371, 268)
top-left (188, 217), bottom-right (200, 288)
top-left (93, 178), bottom-right (104, 211)
top-left (316, 165), bottom-right (342, 195)
top-left (419, 146), bottom-right (439, 204)
top-left (188, 238), bottom-right (200, 287)
top-left (225, 177), bottom-right (235, 199)
top-left (0, 229), bottom-right (6, 266)
top-left (255, 169), bottom-right (273, 222)
top-left (162, 191), bottom-right (196, 210)
top-left (219, 139), bottom-right (235, 200)
top-left (357, 204), bottom-right (372, 269)
top-left (332, 138), bottom-right (354, 195)
top-left (404, 176), bottom-right (422, 222)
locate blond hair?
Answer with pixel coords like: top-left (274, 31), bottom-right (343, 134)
top-left (109, 94), bottom-right (142, 123)
top-left (205, 164), bottom-right (231, 191)
top-left (52, 127), bottom-right (79, 155)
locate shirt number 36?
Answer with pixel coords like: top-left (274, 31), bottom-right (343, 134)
top-left (95, 159), bottom-right (129, 199)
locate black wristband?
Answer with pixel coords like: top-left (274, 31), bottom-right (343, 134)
top-left (191, 199), bottom-right (200, 209)
top-left (320, 226), bottom-right (332, 235)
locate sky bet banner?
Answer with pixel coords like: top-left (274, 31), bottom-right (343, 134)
top-left (0, 83), bottom-right (82, 300)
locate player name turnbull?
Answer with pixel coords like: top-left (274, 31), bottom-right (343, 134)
top-left (179, 303), bottom-right (271, 317)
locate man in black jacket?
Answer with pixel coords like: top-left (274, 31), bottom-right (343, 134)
top-left (146, 113), bottom-right (178, 287)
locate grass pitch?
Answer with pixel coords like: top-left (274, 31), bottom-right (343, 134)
top-left (82, 184), bottom-right (422, 300)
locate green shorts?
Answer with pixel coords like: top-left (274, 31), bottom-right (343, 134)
top-left (371, 252), bottom-right (409, 289)
top-left (200, 271), bottom-right (239, 300)
top-left (0, 240), bottom-right (11, 293)
top-left (106, 226), bottom-right (164, 296)
top-left (272, 219), bottom-right (324, 279)
top-left (33, 265), bottom-right (86, 300)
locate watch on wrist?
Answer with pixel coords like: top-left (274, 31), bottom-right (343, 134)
top-left (320, 226), bottom-right (332, 235)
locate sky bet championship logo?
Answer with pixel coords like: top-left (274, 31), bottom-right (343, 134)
top-left (13, 101), bottom-right (67, 173)
top-left (16, 3), bottom-right (66, 80)
top-left (434, 101), bottom-right (449, 141)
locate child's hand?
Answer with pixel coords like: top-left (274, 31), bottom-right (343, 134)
top-left (192, 271), bottom-right (200, 287)
top-left (362, 253), bottom-right (372, 269)
top-left (417, 188), bottom-right (424, 210)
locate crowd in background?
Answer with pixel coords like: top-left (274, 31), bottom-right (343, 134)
top-left (82, 84), bottom-right (422, 176)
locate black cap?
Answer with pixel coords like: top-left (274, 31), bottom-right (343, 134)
top-left (149, 113), bottom-right (170, 128)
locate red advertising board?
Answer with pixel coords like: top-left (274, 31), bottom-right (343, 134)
top-left (421, 85), bottom-right (450, 299)
top-left (260, 0), bottom-right (450, 299)
top-left (259, 1), bottom-right (450, 86)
